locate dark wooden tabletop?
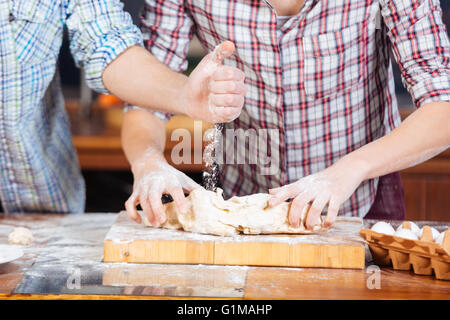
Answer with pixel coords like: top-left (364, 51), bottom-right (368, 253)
top-left (0, 214), bottom-right (449, 300)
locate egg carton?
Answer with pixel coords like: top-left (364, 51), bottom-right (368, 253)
top-left (360, 222), bottom-right (450, 280)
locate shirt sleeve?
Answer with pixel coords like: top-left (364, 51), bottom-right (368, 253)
top-left (379, 0), bottom-right (450, 107)
top-left (136, 0), bottom-right (195, 122)
top-left (65, 0), bottom-right (144, 94)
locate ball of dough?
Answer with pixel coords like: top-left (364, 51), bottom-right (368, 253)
top-left (371, 221), bottom-right (395, 235)
top-left (435, 232), bottom-right (445, 245)
top-left (419, 226), bottom-right (440, 241)
top-left (8, 227), bottom-right (34, 245)
top-left (396, 221), bottom-right (421, 237)
top-left (395, 228), bottom-right (418, 240)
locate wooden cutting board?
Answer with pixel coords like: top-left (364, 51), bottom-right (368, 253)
top-left (104, 211), bottom-right (366, 269)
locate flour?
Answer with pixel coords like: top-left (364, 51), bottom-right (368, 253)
top-left (203, 123), bottom-right (223, 191)
top-left (202, 42), bottom-right (234, 191)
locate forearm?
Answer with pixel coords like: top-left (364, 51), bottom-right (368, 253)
top-left (346, 101), bottom-right (450, 180)
top-left (103, 45), bottom-right (188, 115)
top-left (121, 108), bottom-right (168, 173)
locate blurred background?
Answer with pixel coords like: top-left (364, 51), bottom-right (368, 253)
top-left (60, 0), bottom-right (450, 220)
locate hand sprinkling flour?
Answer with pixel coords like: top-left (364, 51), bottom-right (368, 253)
top-left (190, 42), bottom-right (245, 190)
top-left (180, 41), bottom-right (247, 123)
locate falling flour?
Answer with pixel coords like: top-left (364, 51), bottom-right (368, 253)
top-left (203, 123), bottom-right (223, 191)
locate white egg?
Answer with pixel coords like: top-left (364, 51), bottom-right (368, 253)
top-left (435, 232), bottom-right (445, 245)
top-left (396, 221), bottom-right (421, 237)
top-left (371, 221), bottom-right (395, 235)
top-left (395, 228), bottom-right (419, 240)
top-left (419, 227), bottom-right (440, 241)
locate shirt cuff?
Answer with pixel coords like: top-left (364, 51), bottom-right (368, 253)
top-left (410, 75), bottom-right (450, 107)
top-left (84, 28), bottom-right (143, 94)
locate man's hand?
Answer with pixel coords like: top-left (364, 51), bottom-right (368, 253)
top-left (268, 157), bottom-right (369, 229)
top-left (125, 150), bottom-right (200, 226)
top-left (180, 41), bottom-right (247, 123)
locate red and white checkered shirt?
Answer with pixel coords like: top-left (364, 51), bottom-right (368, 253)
top-left (140, 0), bottom-right (450, 217)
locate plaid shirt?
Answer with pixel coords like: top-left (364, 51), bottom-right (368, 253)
top-left (0, 0), bottom-right (142, 213)
top-left (142, 0), bottom-right (450, 217)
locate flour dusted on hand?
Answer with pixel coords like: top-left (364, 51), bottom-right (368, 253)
top-left (143, 187), bottom-right (322, 236)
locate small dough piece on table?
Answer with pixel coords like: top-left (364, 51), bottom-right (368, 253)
top-left (143, 188), bottom-right (322, 236)
top-left (8, 227), bottom-right (34, 245)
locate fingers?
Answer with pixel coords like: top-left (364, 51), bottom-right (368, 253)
top-left (288, 192), bottom-right (312, 227)
top-left (181, 175), bottom-right (202, 192)
top-left (268, 186), bottom-right (282, 194)
top-left (140, 196), bottom-right (158, 227)
top-left (324, 199), bottom-right (340, 228)
top-left (169, 186), bottom-right (189, 215)
top-left (305, 196), bottom-right (328, 230)
top-left (212, 41), bottom-right (235, 64)
top-left (209, 93), bottom-right (245, 109)
top-left (212, 106), bottom-right (242, 122)
top-left (211, 66), bottom-right (245, 81)
top-left (268, 183), bottom-right (301, 207)
top-left (209, 92), bottom-right (244, 122)
top-left (209, 80), bottom-right (247, 95)
top-left (149, 191), bottom-right (166, 226)
top-left (208, 66), bottom-right (246, 123)
top-left (268, 189), bottom-right (291, 207)
top-left (125, 193), bottom-right (141, 224)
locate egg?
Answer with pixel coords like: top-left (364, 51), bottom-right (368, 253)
top-left (395, 228), bottom-right (419, 240)
top-left (419, 226), bottom-right (440, 241)
top-left (396, 221), bottom-right (421, 237)
top-left (371, 221), bottom-right (395, 235)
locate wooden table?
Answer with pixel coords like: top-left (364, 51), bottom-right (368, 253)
top-left (0, 214), bottom-right (449, 300)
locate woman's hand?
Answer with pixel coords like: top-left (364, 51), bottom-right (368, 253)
top-left (268, 156), bottom-right (369, 229)
top-left (180, 41), bottom-right (248, 123)
top-left (125, 152), bottom-right (200, 226)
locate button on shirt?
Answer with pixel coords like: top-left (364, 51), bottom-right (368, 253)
top-left (141, 0), bottom-right (450, 217)
top-left (0, 0), bottom-right (142, 213)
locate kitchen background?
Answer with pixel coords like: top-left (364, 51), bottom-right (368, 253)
top-left (59, 0), bottom-right (450, 220)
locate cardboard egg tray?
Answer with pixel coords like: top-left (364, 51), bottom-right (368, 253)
top-left (360, 222), bottom-right (450, 280)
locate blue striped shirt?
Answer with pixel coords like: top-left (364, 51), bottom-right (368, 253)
top-left (0, 0), bottom-right (142, 213)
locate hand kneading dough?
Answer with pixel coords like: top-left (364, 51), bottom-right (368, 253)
top-left (143, 188), bottom-right (322, 236)
top-left (8, 227), bottom-right (34, 245)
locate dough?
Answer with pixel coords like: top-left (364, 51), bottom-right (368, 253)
top-left (8, 227), bottom-right (34, 245)
top-left (143, 188), bottom-right (322, 236)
